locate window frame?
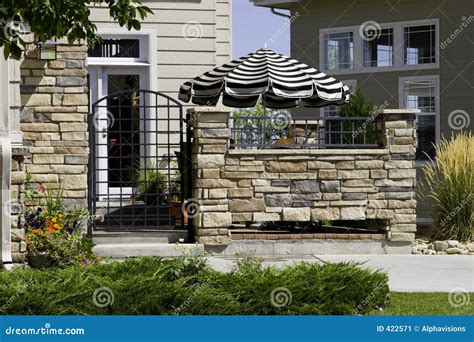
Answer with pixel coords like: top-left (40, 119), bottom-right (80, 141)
top-left (398, 75), bottom-right (440, 164)
top-left (319, 19), bottom-right (439, 75)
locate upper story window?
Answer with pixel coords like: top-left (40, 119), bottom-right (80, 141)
top-left (324, 32), bottom-right (354, 70)
top-left (88, 39), bottom-right (140, 58)
top-left (364, 28), bottom-right (393, 67)
top-left (320, 19), bottom-right (438, 74)
top-left (404, 25), bottom-right (436, 65)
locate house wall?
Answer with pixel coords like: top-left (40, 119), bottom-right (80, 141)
top-left (88, 0), bottom-right (232, 99)
top-left (191, 108), bottom-right (418, 253)
top-left (287, 0), bottom-right (473, 222)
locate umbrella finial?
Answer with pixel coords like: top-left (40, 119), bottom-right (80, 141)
top-left (263, 43), bottom-right (267, 49)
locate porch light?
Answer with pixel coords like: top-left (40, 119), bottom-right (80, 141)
top-left (38, 39), bottom-right (57, 60)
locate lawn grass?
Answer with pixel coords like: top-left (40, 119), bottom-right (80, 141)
top-left (372, 292), bottom-right (474, 315)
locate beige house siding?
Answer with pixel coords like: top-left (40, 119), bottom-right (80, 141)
top-left (89, 0), bottom-right (232, 100)
top-left (283, 0), bottom-right (474, 222)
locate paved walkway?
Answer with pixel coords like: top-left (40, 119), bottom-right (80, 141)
top-left (207, 255), bottom-right (474, 292)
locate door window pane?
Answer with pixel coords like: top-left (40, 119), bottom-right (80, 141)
top-left (364, 28), bottom-right (393, 67)
top-left (324, 32), bottom-right (354, 70)
top-left (404, 25), bottom-right (436, 65)
top-left (402, 80), bottom-right (436, 160)
top-left (107, 75), bottom-right (141, 187)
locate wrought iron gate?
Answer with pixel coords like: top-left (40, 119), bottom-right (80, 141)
top-left (88, 89), bottom-right (192, 237)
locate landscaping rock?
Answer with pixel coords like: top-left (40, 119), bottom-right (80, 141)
top-left (466, 243), bottom-right (474, 252)
top-left (432, 241), bottom-right (449, 252)
top-left (445, 247), bottom-right (462, 255)
top-left (447, 240), bottom-right (460, 248)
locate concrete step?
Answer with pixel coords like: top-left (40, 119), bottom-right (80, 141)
top-left (92, 230), bottom-right (188, 244)
top-left (93, 243), bottom-right (204, 258)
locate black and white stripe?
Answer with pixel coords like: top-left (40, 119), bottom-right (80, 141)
top-left (179, 48), bottom-right (350, 108)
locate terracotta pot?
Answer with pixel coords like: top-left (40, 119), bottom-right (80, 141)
top-left (28, 252), bottom-right (53, 269)
top-left (170, 200), bottom-right (188, 225)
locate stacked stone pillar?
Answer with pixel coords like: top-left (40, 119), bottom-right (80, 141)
top-left (376, 109), bottom-right (418, 244)
top-left (191, 108), bottom-right (232, 245)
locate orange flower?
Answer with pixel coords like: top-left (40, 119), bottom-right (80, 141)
top-left (46, 221), bottom-right (52, 227)
top-left (53, 223), bottom-right (61, 230)
top-left (32, 229), bottom-right (43, 235)
top-left (47, 227), bottom-right (55, 234)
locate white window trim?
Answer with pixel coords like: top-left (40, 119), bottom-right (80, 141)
top-left (87, 27), bottom-right (158, 92)
top-left (320, 79), bottom-right (357, 117)
top-left (319, 18), bottom-right (439, 75)
top-left (398, 74), bottom-right (440, 166)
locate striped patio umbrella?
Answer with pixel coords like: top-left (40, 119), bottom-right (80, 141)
top-left (178, 47), bottom-right (350, 109)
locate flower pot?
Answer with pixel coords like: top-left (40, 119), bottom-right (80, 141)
top-left (27, 252), bottom-right (53, 269)
top-left (170, 200), bottom-right (188, 225)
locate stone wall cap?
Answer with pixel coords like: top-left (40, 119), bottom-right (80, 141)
top-left (228, 148), bottom-right (389, 156)
top-left (381, 109), bottom-right (420, 114)
top-left (187, 106), bottom-right (232, 113)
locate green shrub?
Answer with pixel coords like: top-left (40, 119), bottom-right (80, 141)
top-left (0, 257), bottom-right (389, 315)
top-left (419, 132), bottom-right (474, 242)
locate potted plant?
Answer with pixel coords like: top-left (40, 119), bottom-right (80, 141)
top-left (136, 161), bottom-right (167, 206)
top-left (167, 172), bottom-right (188, 225)
top-left (23, 185), bottom-right (97, 268)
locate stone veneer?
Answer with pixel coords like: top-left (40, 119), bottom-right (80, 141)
top-left (11, 43), bottom-right (89, 262)
top-left (191, 108), bottom-right (418, 250)
top-left (19, 44), bottom-right (89, 208)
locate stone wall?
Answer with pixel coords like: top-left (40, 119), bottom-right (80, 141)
top-left (19, 44), bottom-right (89, 208)
top-left (191, 108), bottom-right (418, 248)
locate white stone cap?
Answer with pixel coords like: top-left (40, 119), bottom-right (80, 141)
top-left (187, 106), bottom-right (232, 113)
top-left (381, 109), bottom-right (420, 114)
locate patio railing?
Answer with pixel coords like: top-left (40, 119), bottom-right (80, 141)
top-left (230, 115), bottom-right (379, 149)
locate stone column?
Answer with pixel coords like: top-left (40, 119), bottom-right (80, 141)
top-left (19, 43), bottom-right (89, 209)
top-left (377, 109), bottom-right (418, 245)
top-left (190, 107), bottom-right (232, 245)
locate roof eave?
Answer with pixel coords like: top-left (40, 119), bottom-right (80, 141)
top-left (249, 0), bottom-right (299, 10)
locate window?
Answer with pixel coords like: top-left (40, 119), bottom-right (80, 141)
top-left (400, 77), bottom-right (438, 160)
top-left (323, 80), bottom-right (356, 116)
top-left (363, 28), bottom-right (393, 67)
top-left (320, 19), bottom-right (438, 73)
top-left (88, 39), bottom-right (140, 58)
top-left (324, 32), bottom-right (354, 70)
top-left (404, 25), bottom-right (436, 65)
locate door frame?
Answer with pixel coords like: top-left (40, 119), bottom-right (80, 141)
top-left (91, 67), bottom-right (149, 198)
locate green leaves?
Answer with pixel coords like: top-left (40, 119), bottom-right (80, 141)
top-left (0, 0), bottom-right (153, 60)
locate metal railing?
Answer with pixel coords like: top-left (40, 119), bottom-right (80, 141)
top-left (230, 115), bottom-right (379, 149)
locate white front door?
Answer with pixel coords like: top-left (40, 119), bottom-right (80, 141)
top-left (90, 66), bottom-right (151, 200)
